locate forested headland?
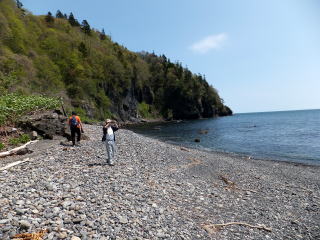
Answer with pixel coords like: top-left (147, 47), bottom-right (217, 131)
top-left (0, 0), bottom-right (232, 123)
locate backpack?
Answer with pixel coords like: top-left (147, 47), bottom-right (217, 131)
top-left (70, 116), bottom-right (79, 128)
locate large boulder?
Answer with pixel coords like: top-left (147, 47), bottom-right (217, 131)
top-left (18, 110), bottom-right (68, 139)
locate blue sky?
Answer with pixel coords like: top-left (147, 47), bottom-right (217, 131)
top-left (22, 0), bottom-right (320, 113)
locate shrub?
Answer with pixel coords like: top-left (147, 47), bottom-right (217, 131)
top-left (0, 142), bottom-right (4, 151)
top-left (9, 137), bottom-right (19, 145)
top-left (9, 134), bottom-right (30, 146)
top-left (138, 102), bottom-right (158, 119)
top-left (0, 72), bottom-right (17, 95)
top-left (19, 134), bottom-right (30, 143)
top-left (138, 102), bottom-right (149, 118)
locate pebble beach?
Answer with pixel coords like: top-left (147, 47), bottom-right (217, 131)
top-left (0, 124), bottom-right (319, 239)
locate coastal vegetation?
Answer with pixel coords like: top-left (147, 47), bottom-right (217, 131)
top-left (0, 94), bottom-right (60, 126)
top-left (0, 93), bottom-right (58, 150)
top-left (0, 0), bottom-right (232, 122)
top-left (8, 133), bottom-right (30, 145)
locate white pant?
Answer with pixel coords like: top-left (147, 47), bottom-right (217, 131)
top-left (105, 140), bottom-right (116, 164)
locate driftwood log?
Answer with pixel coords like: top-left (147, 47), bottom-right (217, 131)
top-left (0, 158), bottom-right (31, 171)
top-left (0, 140), bottom-right (38, 158)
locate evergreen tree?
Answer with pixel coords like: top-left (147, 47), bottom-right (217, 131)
top-left (16, 0), bottom-right (23, 9)
top-left (100, 28), bottom-right (106, 40)
top-left (56, 10), bottom-right (64, 18)
top-left (45, 12), bottom-right (54, 23)
top-left (81, 20), bottom-right (91, 35)
top-left (68, 12), bottom-right (80, 26)
top-left (63, 14), bottom-right (68, 19)
top-left (78, 42), bottom-right (88, 57)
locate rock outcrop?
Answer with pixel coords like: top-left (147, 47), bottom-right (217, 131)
top-left (18, 110), bottom-right (68, 139)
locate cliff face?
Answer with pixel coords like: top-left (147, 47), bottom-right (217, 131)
top-left (0, 0), bottom-right (232, 121)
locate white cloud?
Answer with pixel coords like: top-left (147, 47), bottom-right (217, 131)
top-left (190, 33), bottom-right (228, 54)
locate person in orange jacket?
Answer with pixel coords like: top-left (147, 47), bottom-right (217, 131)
top-left (68, 111), bottom-right (83, 146)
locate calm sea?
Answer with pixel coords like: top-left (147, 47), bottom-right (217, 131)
top-left (128, 109), bottom-right (320, 166)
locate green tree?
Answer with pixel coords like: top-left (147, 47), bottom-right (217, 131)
top-left (100, 28), bottom-right (106, 40)
top-left (81, 20), bottom-right (91, 35)
top-left (56, 10), bottom-right (64, 18)
top-left (45, 12), bottom-right (54, 23)
top-left (16, 0), bottom-right (23, 9)
top-left (78, 42), bottom-right (88, 57)
top-left (68, 12), bottom-right (80, 26)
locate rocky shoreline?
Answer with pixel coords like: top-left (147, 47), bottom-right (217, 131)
top-left (0, 124), bottom-right (319, 239)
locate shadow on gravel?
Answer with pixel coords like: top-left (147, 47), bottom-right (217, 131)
top-left (87, 163), bottom-right (105, 167)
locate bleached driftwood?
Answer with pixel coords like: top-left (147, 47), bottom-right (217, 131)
top-left (180, 147), bottom-right (190, 152)
top-left (202, 222), bottom-right (272, 234)
top-left (0, 158), bottom-right (31, 171)
top-left (0, 140), bottom-right (38, 158)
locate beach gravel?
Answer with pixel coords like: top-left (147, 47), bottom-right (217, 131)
top-left (0, 124), bottom-right (319, 239)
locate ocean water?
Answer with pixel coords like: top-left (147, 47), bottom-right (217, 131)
top-left (128, 109), bottom-right (320, 166)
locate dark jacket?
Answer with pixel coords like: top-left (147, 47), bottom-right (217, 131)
top-left (102, 125), bottom-right (119, 141)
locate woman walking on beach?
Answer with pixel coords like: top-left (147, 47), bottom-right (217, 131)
top-left (102, 119), bottom-right (119, 165)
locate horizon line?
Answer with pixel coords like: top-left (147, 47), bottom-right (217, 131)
top-left (235, 108), bottom-right (320, 114)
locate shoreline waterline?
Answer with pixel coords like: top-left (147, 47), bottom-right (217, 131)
top-left (127, 130), bottom-right (320, 167)
top-left (128, 109), bottom-right (320, 166)
top-left (136, 129), bottom-right (320, 169)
